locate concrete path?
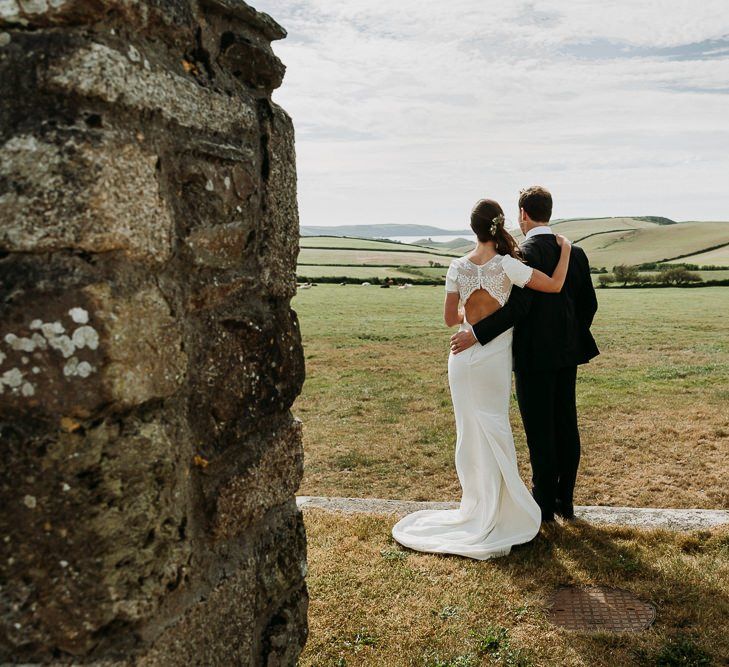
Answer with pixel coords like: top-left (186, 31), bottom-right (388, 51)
top-left (296, 496), bottom-right (729, 531)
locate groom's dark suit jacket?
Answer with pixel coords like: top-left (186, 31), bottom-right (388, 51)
top-left (472, 233), bottom-right (599, 372)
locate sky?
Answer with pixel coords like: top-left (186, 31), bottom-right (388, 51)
top-left (254, 1), bottom-right (729, 229)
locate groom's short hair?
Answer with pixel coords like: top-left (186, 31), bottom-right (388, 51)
top-left (519, 186), bottom-right (552, 223)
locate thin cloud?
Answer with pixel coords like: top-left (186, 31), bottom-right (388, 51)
top-left (255, 0), bottom-right (729, 226)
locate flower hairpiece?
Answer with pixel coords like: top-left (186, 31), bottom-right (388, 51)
top-left (489, 214), bottom-right (505, 235)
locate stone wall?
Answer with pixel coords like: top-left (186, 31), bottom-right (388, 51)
top-left (0, 1), bottom-right (307, 664)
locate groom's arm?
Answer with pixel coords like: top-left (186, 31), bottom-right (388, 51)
top-left (470, 244), bottom-right (542, 346)
top-left (471, 285), bottom-right (534, 345)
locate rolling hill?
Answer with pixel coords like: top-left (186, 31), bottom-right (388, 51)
top-left (411, 218), bottom-right (729, 268)
top-left (300, 224), bottom-right (472, 238)
top-left (412, 237), bottom-right (474, 249)
top-left (300, 217), bottom-right (677, 242)
top-left (665, 243), bottom-right (729, 266)
top-left (574, 221), bottom-right (729, 268)
top-left (299, 236), bottom-right (443, 252)
top-left (298, 247), bottom-right (456, 267)
top-left (297, 217), bottom-right (729, 283)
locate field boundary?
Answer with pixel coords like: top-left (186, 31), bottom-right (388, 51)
top-left (300, 245), bottom-right (460, 257)
top-left (573, 228), bottom-right (635, 244)
top-left (599, 279), bottom-right (729, 288)
top-left (297, 263), bottom-right (448, 268)
top-left (661, 240), bottom-right (729, 264)
top-left (296, 496), bottom-right (729, 531)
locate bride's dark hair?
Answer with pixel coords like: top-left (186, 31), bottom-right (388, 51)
top-left (470, 199), bottom-right (521, 259)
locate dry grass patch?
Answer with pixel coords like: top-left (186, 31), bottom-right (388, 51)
top-left (300, 511), bottom-right (729, 667)
top-left (297, 265), bottom-right (419, 280)
top-left (300, 236), bottom-right (438, 251)
top-left (298, 248), bottom-right (456, 267)
top-left (294, 286), bottom-right (729, 509)
top-left (672, 244), bottom-right (729, 267)
top-left (579, 222), bottom-right (729, 268)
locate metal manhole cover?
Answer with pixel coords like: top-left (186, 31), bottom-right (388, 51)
top-left (547, 586), bottom-right (656, 632)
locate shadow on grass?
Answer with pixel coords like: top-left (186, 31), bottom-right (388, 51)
top-left (484, 519), bottom-right (727, 665)
top-left (302, 509), bottom-right (727, 666)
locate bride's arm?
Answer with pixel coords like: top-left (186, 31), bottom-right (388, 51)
top-left (525, 235), bottom-right (572, 293)
top-left (443, 260), bottom-right (464, 326)
top-left (444, 292), bottom-right (463, 327)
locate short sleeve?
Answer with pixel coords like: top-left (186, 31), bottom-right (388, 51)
top-left (445, 260), bottom-right (459, 293)
top-left (502, 254), bottom-right (533, 288)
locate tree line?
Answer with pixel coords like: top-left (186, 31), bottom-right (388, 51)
top-left (598, 265), bottom-right (704, 287)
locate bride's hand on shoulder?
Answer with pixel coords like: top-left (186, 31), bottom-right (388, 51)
top-left (528, 233), bottom-right (573, 292)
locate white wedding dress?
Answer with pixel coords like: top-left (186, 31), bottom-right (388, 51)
top-left (392, 254), bottom-right (542, 560)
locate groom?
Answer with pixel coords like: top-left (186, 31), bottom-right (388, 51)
top-left (450, 186), bottom-right (599, 522)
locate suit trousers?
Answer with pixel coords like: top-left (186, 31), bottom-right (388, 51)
top-left (514, 365), bottom-right (580, 518)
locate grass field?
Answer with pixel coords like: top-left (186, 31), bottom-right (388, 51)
top-left (668, 244), bottom-right (729, 267)
top-left (299, 247), bottom-right (456, 267)
top-left (403, 266), bottom-right (451, 279)
top-left (636, 269), bottom-right (729, 284)
top-left (552, 217), bottom-right (658, 237)
top-left (295, 284), bottom-right (728, 667)
top-left (576, 222), bottom-right (729, 269)
top-left (689, 269), bottom-right (729, 282)
top-left (413, 237), bottom-right (477, 249)
top-left (293, 285), bottom-right (729, 510)
top-left (300, 236), bottom-right (439, 252)
top-left (300, 512), bottom-right (729, 666)
top-left (594, 270), bottom-right (729, 288)
top-left (297, 265), bottom-right (420, 280)
top-left (298, 220), bottom-right (729, 284)
top-left (299, 266), bottom-right (728, 285)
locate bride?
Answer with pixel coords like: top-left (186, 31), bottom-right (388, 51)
top-left (392, 198), bottom-right (572, 560)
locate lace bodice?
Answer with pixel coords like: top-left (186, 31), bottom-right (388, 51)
top-left (445, 254), bottom-right (532, 306)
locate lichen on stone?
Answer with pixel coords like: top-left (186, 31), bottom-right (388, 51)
top-left (69, 307), bottom-right (89, 324)
top-left (71, 325), bottom-right (99, 350)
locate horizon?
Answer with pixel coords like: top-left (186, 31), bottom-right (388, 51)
top-left (255, 1), bottom-right (729, 227)
top-left (300, 215), bottom-right (729, 232)
top-left (298, 215), bottom-right (729, 232)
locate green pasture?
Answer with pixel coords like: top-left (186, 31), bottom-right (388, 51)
top-left (293, 285), bottom-right (729, 510)
top-left (298, 247), bottom-right (456, 267)
top-left (580, 222), bottom-right (729, 268)
top-left (297, 265), bottom-right (420, 280)
top-left (295, 228), bottom-right (729, 667)
top-left (669, 243), bottom-right (729, 267)
top-left (690, 269), bottom-right (729, 281)
top-left (552, 216), bottom-right (657, 240)
top-left (595, 269), bottom-right (729, 286)
top-left (300, 235), bottom-right (438, 251)
top-left (302, 512), bottom-right (729, 667)
top-left (300, 220), bottom-right (729, 281)
top-left (402, 266), bottom-right (450, 279)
